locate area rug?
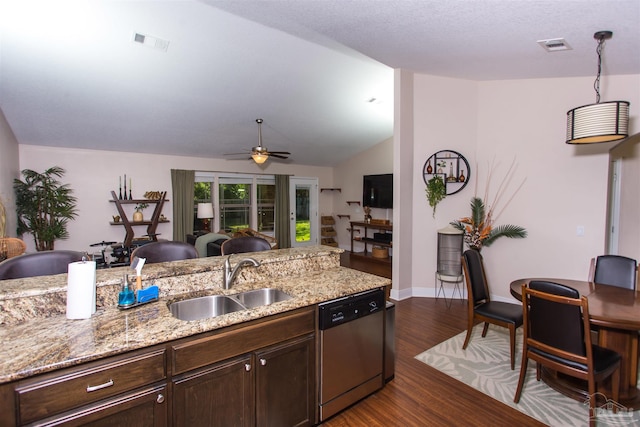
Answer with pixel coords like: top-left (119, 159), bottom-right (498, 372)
top-left (415, 326), bottom-right (640, 426)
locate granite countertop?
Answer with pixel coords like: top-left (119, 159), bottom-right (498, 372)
top-left (0, 246), bottom-right (390, 384)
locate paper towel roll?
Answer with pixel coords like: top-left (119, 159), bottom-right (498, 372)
top-left (66, 261), bottom-right (97, 319)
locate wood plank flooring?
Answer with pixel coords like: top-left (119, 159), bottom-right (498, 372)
top-left (325, 254), bottom-right (545, 426)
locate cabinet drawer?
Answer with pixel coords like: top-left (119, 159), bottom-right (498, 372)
top-left (16, 348), bottom-right (166, 424)
top-left (172, 307), bottom-right (315, 375)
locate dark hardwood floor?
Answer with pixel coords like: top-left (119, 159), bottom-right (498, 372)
top-left (327, 253), bottom-right (544, 426)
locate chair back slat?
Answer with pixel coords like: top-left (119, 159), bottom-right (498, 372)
top-left (593, 255), bottom-right (637, 290)
top-left (528, 280), bottom-right (586, 357)
top-left (462, 250), bottom-right (489, 303)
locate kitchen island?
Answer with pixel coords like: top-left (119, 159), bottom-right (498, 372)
top-left (0, 245), bottom-right (390, 426)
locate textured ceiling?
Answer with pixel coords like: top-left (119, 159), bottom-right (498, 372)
top-left (1, 0), bottom-right (638, 167)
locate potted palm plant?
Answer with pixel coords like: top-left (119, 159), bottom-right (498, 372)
top-left (451, 197), bottom-right (527, 251)
top-left (14, 166), bottom-right (78, 251)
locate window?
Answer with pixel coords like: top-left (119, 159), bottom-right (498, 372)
top-left (194, 173), bottom-right (275, 235)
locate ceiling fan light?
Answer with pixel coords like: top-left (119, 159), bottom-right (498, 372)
top-left (252, 152), bottom-right (269, 164)
top-left (566, 101), bottom-right (629, 144)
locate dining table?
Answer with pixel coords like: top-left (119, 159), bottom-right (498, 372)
top-left (510, 278), bottom-right (640, 408)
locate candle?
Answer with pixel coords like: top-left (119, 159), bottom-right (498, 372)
top-left (119, 176), bottom-right (121, 189)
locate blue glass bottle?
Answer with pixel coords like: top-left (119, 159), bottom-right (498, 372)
top-left (118, 275), bottom-right (136, 306)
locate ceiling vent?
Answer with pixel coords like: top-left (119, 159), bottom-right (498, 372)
top-left (537, 38), bottom-right (572, 52)
top-left (133, 32), bottom-right (170, 52)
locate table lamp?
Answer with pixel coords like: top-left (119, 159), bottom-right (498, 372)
top-left (197, 203), bottom-right (214, 232)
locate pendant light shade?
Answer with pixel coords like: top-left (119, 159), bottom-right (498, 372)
top-left (566, 100), bottom-right (630, 144)
top-left (565, 31), bottom-right (630, 145)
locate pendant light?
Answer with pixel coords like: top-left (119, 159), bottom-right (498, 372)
top-left (566, 31), bottom-right (630, 144)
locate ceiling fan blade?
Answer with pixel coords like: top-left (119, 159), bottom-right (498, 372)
top-left (269, 153), bottom-right (290, 159)
top-left (224, 152), bottom-right (251, 156)
top-left (268, 151), bottom-right (291, 156)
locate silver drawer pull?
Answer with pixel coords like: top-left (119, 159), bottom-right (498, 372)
top-left (260, 358), bottom-right (267, 366)
top-left (245, 363), bottom-right (251, 372)
top-left (156, 394), bottom-right (165, 404)
top-left (86, 379), bottom-right (114, 393)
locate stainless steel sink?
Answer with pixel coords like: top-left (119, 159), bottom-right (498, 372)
top-left (169, 288), bottom-right (293, 321)
top-left (169, 295), bottom-right (246, 321)
top-left (230, 288), bottom-right (292, 309)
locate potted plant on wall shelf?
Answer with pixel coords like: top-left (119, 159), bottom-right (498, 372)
top-left (14, 166), bottom-right (78, 251)
top-left (426, 175), bottom-right (446, 217)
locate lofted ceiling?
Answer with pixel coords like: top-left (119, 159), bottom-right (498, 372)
top-left (1, 0), bottom-right (638, 167)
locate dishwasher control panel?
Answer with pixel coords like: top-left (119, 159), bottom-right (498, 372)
top-left (318, 288), bottom-right (385, 330)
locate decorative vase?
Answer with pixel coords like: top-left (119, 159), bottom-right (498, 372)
top-left (133, 210), bottom-right (143, 222)
top-left (459, 169), bottom-right (465, 182)
top-left (426, 160), bottom-right (433, 174)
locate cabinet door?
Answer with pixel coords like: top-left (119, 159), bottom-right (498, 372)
top-left (33, 384), bottom-right (167, 427)
top-left (172, 354), bottom-right (254, 427)
top-left (255, 335), bottom-right (314, 427)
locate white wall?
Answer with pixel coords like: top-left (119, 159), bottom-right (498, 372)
top-left (18, 145), bottom-right (334, 254)
top-left (0, 109), bottom-right (19, 237)
top-left (332, 137), bottom-right (393, 249)
top-left (405, 73), bottom-right (640, 301)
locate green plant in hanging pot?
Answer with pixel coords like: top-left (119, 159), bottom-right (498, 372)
top-left (14, 166), bottom-right (78, 251)
top-left (426, 175), bottom-right (446, 217)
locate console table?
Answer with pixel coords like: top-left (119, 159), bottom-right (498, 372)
top-left (350, 221), bottom-right (392, 261)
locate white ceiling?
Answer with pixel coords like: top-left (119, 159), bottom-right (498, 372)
top-left (1, 0), bottom-right (639, 167)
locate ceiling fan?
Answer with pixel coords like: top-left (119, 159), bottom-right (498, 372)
top-left (225, 119), bottom-right (291, 164)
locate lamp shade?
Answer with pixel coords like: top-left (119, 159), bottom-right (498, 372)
top-left (566, 101), bottom-right (630, 144)
top-left (251, 152), bottom-right (269, 164)
top-left (197, 203), bottom-right (214, 219)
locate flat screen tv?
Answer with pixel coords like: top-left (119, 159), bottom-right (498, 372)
top-left (363, 174), bottom-right (393, 209)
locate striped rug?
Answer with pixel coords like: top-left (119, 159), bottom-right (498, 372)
top-left (415, 325), bottom-right (640, 426)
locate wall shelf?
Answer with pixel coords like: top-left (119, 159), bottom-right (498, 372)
top-left (320, 188), bottom-right (341, 192)
top-left (110, 191), bottom-right (168, 247)
top-left (346, 201), bottom-right (361, 206)
top-left (336, 214), bottom-right (351, 219)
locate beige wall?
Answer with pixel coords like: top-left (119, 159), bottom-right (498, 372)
top-left (331, 137), bottom-right (393, 249)
top-left (0, 109), bottom-right (19, 237)
top-left (403, 72), bottom-right (640, 301)
top-left (18, 145), bottom-right (334, 253)
top-left (610, 133), bottom-right (640, 260)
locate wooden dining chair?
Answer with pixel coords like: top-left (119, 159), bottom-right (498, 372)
top-left (461, 249), bottom-right (523, 370)
top-left (588, 255), bottom-right (638, 290)
top-left (514, 280), bottom-right (621, 417)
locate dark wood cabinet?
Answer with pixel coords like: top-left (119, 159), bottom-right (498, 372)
top-left (173, 355), bottom-right (254, 427)
top-left (35, 384), bottom-right (167, 427)
top-left (255, 335), bottom-right (314, 427)
top-left (5, 308), bottom-right (316, 427)
top-left (11, 347), bottom-right (167, 426)
top-left (171, 308), bottom-right (316, 427)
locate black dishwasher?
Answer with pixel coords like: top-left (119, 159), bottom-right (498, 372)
top-left (318, 288), bottom-right (385, 421)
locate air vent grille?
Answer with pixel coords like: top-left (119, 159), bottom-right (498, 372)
top-left (537, 38), bottom-right (572, 52)
top-left (133, 32), bottom-right (170, 52)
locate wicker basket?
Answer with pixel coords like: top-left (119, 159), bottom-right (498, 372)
top-left (0, 237), bottom-right (27, 260)
top-left (371, 246), bottom-right (388, 259)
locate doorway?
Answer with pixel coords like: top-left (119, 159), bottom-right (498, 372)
top-left (289, 177), bottom-right (318, 247)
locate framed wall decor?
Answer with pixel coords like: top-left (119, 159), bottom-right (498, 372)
top-left (423, 150), bottom-right (470, 195)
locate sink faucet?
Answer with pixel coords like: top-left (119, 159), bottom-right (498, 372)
top-left (224, 256), bottom-right (260, 289)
